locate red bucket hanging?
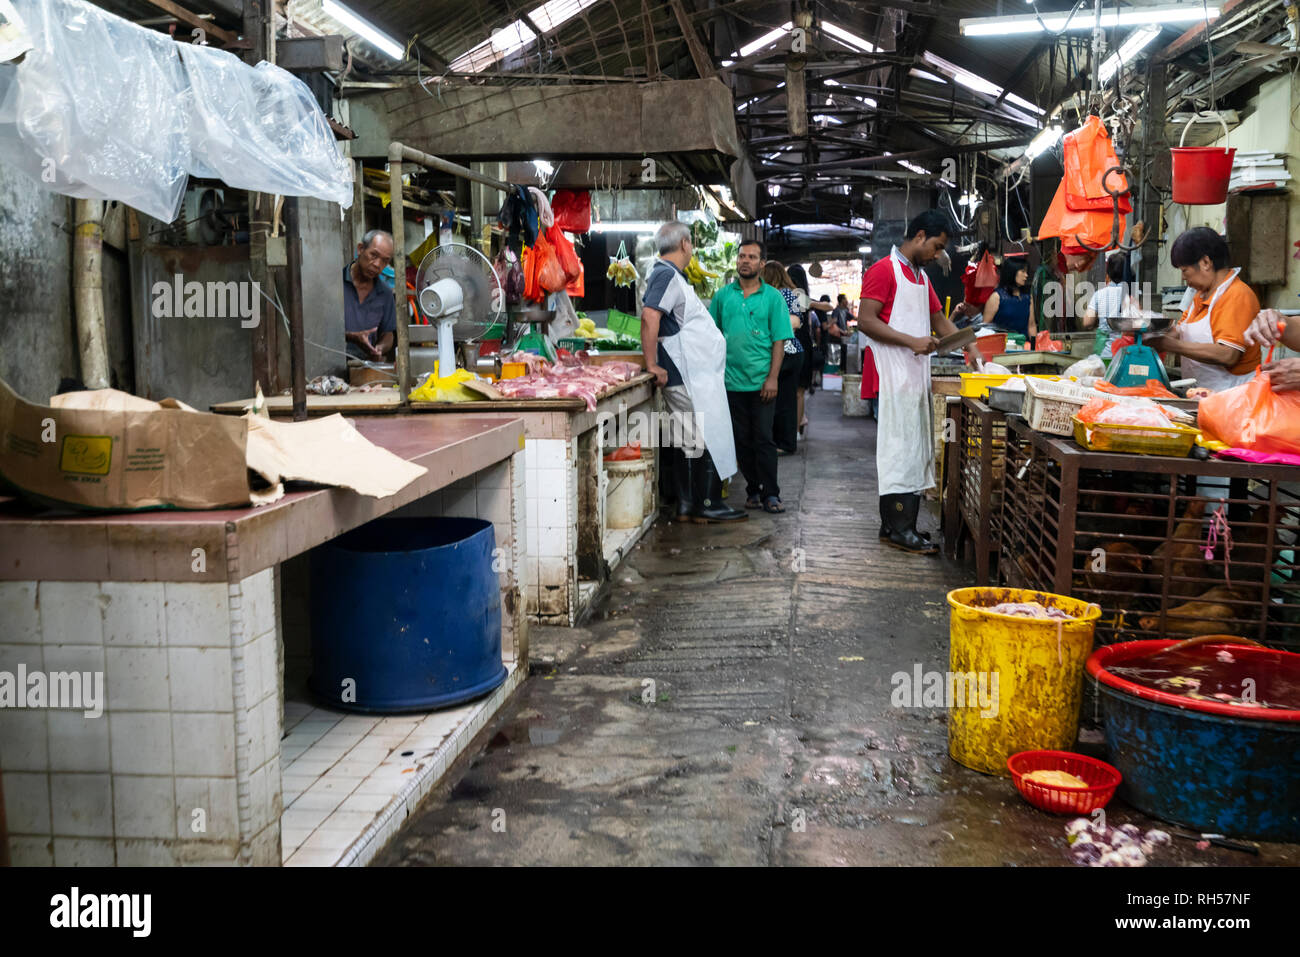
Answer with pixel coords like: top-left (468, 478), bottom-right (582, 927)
top-left (1171, 112), bottom-right (1236, 205)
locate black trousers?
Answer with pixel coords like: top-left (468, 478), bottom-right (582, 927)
top-left (727, 388), bottom-right (779, 500)
top-left (773, 350), bottom-right (803, 453)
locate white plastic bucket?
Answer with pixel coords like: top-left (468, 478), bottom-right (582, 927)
top-left (605, 458), bottom-right (649, 529)
top-left (842, 374), bottom-right (869, 417)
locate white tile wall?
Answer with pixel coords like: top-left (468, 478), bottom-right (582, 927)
top-left (53, 837), bottom-right (115, 866)
top-left (50, 772), bottom-right (113, 837)
top-left (101, 582), bottom-right (165, 646)
top-left (164, 582), bottom-right (230, 647)
top-left (113, 775), bottom-right (177, 839)
top-left (108, 712), bottom-right (173, 776)
top-left (168, 647), bottom-right (233, 713)
top-left (39, 582), bottom-right (105, 645)
top-left (0, 581), bottom-right (39, 642)
top-left (171, 712), bottom-right (237, 778)
top-left (48, 710), bottom-right (109, 772)
top-left (0, 708), bottom-right (48, 771)
top-left (105, 647), bottom-right (171, 712)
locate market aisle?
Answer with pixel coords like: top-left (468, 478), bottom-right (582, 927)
top-left (376, 390), bottom-right (1298, 867)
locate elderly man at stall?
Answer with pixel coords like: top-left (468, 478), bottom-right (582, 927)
top-left (1145, 227), bottom-right (1261, 392)
top-left (344, 229), bottom-right (397, 361)
top-left (641, 221), bottom-right (746, 524)
top-left (1245, 309), bottom-right (1300, 391)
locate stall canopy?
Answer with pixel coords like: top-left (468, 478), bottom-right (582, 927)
top-left (0, 0), bottom-right (352, 222)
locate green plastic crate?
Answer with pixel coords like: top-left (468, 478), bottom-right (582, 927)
top-left (607, 308), bottom-right (641, 337)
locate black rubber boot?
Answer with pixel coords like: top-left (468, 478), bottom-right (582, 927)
top-left (692, 455), bottom-right (747, 523)
top-left (672, 448), bottom-right (695, 523)
top-left (883, 493), bottom-right (938, 555)
top-left (879, 493), bottom-right (935, 544)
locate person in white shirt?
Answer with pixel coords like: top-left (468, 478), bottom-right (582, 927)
top-left (1082, 253), bottom-right (1130, 357)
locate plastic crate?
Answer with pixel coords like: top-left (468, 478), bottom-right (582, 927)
top-left (606, 308), bottom-right (641, 337)
top-left (1023, 378), bottom-right (1094, 436)
top-left (1071, 416), bottom-right (1198, 457)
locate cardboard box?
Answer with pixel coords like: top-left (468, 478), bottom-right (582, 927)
top-left (0, 378), bottom-right (252, 510)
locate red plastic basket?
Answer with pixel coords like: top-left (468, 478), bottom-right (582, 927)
top-left (1007, 750), bottom-right (1121, 815)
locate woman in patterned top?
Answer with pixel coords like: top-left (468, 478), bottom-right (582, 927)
top-left (762, 261), bottom-right (805, 454)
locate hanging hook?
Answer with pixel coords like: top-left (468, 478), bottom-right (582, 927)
top-left (1074, 164), bottom-right (1145, 252)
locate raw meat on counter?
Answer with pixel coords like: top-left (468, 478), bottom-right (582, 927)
top-left (492, 356), bottom-right (643, 410)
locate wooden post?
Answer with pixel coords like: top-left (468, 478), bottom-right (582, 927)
top-left (1140, 60), bottom-right (1169, 286)
top-left (388, 146), bottom-right (409, 398)
top-left (284, 197), bottom-right (307, 421)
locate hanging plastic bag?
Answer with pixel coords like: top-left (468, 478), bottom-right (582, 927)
top-left (1034, 330), bottom-right (1066, 352)
top-left (1198, 370), bottom-right (1300, 456)
top-left (565, 260), bottom-right (585, 299)
top-left (604, 442), bottom-right (642, 462)
top-left (551, 189), bottom-right (592, 232)
top-left (606, 239), bottom-right (639, 287)
top-left (535, 232), bottom-right (567, 293)
top-left (1064, 116), bottom-right (1132, 213)
top-left (521, 243), bottom-right (541, 303)
top-left (1039, 179), bottom-right (1122, 251)
top-left (547, 224), bottom-right (582, 283)
top-left (973, 251), bottom-right (998, 288)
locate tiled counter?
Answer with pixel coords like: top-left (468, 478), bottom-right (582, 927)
top-left (0, 415), bottom-right (527, 866)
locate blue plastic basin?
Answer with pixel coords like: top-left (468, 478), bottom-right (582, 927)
top-left (309, 517), bottom-right (507, 713)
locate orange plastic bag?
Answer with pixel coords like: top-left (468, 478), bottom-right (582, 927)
top-left (521, 243), bottom-right (540, 302)
top-left (1038, 179), bottom-right (1122, 249)
top-left (1199, 371), bottom-right (1300, 456)
top-left (547, 224), bottom-right (582, 283)
top-left (565, 260), bottom-right (584, 298)
top-left (534, 232), bottom-right (566, 293)
top-left (1094, 378), bottom-right (1177, 399)
top-left (1064, 116), bottom-right (1132, 213)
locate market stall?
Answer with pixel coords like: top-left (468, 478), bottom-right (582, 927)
top-left (0, 414), bottom-right (528, 867)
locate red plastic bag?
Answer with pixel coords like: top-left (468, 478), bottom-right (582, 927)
top-left (973, 252), bottom-right (997, 288)
top-left (1035, 330), bottom-right (1065, 352)
top-left (1199, 371), bottom-right (1300, 456)
top-left (1063, 116), bottom-right (1133, 213)
top-left (1039, 179), bottom-right (1122, 251)
top-left (604, 442), bottom-right (643, 462)
top-left (521, 244), bottom-right (539, 302)
top-left (551, 189), bottom-right (592, 233)
top-left (547, 224), bottom-right (582, 283)
top-left (532, 232), bottom-right (566, 294)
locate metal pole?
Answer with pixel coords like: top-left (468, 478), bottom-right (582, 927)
top-left (284, 197), bottom-right (307, 421)
top-left (393, 143), bottom-right (511, 193)
top-left (388, 153), bottom-right (409, 399)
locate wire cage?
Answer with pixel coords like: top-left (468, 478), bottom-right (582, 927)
top-left (998, 417), bottom-right (1300, 650)
top-left (952, 397), bottom-right (1008, 585)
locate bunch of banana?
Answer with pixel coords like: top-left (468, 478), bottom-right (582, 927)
top-left (684, 254), bottom-right (718, 292)
top-left (606, 257), bottom-right (639, 287)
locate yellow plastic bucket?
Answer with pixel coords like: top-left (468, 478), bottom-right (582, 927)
top-left (946, 587), bottom-right (1100, 776)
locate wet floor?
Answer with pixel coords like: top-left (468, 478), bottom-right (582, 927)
top-left (377, 388), bottom-right (1299, 866)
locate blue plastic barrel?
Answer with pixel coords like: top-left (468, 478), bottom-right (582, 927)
top-left (309, 517), bottom-right (507, 713)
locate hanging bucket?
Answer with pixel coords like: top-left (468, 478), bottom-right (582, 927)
top-left (1171, 112), bottom-right (1235, 205)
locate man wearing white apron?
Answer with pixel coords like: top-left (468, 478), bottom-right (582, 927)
top-left (858, 211), bottom-right (974, 554)
top-left (641, 221), bottom-right (746, 524)
top-left (1146, 227), bottom-right (1261, 393)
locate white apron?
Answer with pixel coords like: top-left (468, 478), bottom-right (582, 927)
top-left (873, 248), bottom-right (935, 496)
top-left (1179, 269), bottom-right (1254, 393)
top-left (660, 277), bottom-right (738, 479)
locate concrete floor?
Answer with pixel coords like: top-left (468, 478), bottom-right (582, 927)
top-left (376, 388), bottom-right (1299, 867)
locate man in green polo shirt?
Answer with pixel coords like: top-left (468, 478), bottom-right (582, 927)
top-left (708, 238), bottom-right (793, 512)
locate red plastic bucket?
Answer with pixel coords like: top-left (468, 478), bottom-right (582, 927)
top-left (1171, 112), bottom-right (1235, 205)
top-left (975, 333), bottom-right (1007, 363)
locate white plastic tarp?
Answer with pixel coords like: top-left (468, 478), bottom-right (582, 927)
top-left (0, 0), bottom-right (352, 222)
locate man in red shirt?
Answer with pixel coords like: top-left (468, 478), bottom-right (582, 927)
top-left (858, 210), bottom-right (975, 554)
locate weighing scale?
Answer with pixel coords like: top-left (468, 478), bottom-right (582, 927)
top-left (1104, 312), bottom-right (1174, 390)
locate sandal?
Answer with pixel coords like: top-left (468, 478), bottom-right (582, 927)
top-left (763, 497), bottom-right (785, 513)
top-left (744, 496), bottom-right (763, 509)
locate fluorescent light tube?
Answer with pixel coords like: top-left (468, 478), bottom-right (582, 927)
top-left (961, 5), bottom-right (1217, 37)
top-left (1098, 26), bottom-right (1162, 84)
top-left (322, 0), bottom-right (404, 60)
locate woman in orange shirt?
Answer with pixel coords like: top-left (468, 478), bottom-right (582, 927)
top-left (1146, 227), bottom-right (1261, 393)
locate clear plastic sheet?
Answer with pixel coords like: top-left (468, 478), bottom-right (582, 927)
top-left (0, 0), bottom-right (351, 222)
top-left (180, 46), bottom-right (352, 209)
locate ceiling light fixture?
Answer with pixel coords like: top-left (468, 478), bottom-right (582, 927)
top-left (322, 0), bottom-right (404, 60)
top-left (1025, 124), bottom-right (1064, 159)
top-left (960, 4), bottom-right (1217, 36)
top-left (1098, 25), bottom-right (1162, 84)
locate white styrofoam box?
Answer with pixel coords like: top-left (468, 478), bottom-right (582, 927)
top-left (100, 582), bottom-right (166, 646)
top-left (104, 647), bottom-right (171, 712)
top-left (163, 581), bottom-right (231, 647)
top-left (50, 771), bottom-right (113, 837)
top-left (108, 711), bottom-right (173, 776)
top-left (0, 707), bottom-right (48, 771)
top-left (0, 581), bottom-right (39, 642)
top-left (237, 569), bottom-right (277, 646)
top-left (7, 836), bottom-right (55, 866)
top-left (112, 775), bottom-right (177, 839)
top-left (53, 837), bottom-right (116, 866)
top-left (47, 709), bottom-right (109, 773)
top-left (38, 581), bottom-right (105, 646)
top-left (171, 712), bottom-right (237, 778)
top-left (167, 647), bottom-right (233, 713)
top-left (3, 771), bottom-right (50, 833)
top-left (174, 775), bottom-right (239, 842)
